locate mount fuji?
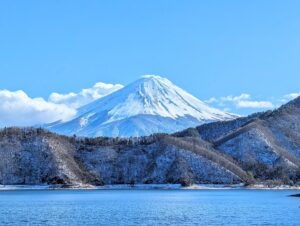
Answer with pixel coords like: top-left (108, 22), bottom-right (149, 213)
top-left (47, 75), bottom-right (237, 137)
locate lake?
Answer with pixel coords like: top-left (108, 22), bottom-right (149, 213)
top-left (0, 189), bottom-right (299, 225)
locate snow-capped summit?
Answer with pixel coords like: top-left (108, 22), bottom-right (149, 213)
top-left (47, 75), bottom-right (237, 137)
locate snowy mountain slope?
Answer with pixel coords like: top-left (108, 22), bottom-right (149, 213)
top-left (176, 96), bottom-right (300, 173)
top-left (47, 75), bottom-right (237, 137)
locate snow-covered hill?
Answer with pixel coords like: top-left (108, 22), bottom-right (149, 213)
top-left (47, 75), bottom-right (237, 137)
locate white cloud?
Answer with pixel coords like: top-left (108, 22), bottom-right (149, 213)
top-left (208, 93), bottom-right (274, 110)
top-left (223, 107), bottom-right (232, 112)
top-left (236, 100), bottom-right (274, 108)
top-left (0, 90), bottom-right (76, 127)
top-left (220, 93), bottom-right (251, 102)
top-left (49, 82), bottom-right (123, 108)
top-left (205, 97), bottom-right (217, 104)
top-left (281, 93), bottom-right (300, 102)
top-left (0, 81), bottom-right (123, 127)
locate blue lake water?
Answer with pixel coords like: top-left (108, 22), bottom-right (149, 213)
top-left (0, 189), bottom-right (299, 225)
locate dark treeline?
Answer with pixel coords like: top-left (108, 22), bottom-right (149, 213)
top-left (0, 127), bottom-right (168, 146)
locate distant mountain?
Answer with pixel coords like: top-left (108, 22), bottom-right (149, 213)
top-left (47, 75), bottom-right (236, 137)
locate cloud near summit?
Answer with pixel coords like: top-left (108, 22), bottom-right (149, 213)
top-left (49, 82), bottom-right (123, 108)
top-left (0, 90), bottom-right (76, 127)
top-left (0, 82), bottom-right (123, 127)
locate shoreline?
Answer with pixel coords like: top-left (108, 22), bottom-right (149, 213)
top-left (1, 183), bottom-right (300, 191)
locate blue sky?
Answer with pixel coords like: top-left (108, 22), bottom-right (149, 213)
top-left (0, 0), bottom-right (300, 123)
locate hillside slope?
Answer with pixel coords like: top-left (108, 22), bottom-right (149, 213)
top-left (176, 97), bottom-right (300, 183)
top-left (0, 128), bottom-right (247, 186)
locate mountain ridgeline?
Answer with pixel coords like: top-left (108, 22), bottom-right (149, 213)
top-left (47, 75), bottom-right (236, 137)
top-left (1, 96), bottom-right (300, 187)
